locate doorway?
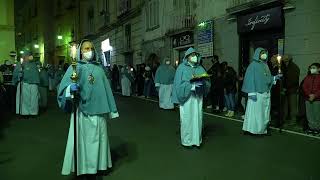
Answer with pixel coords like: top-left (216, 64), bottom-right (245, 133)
top-left (176, 46), bottom-right (193, 65)
top-left (240, 30), bottom-right (284, 126)
top-left (240, 31), bottom-right (283, 70)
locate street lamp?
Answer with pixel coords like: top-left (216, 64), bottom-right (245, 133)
top-left (57, 35), bottom-right (63, 40)
top-left (198, 22), bottom-right (206, 27)
top-left (20, 51), bottom-right (24, 54)
top-left (34, 44), bottom-right (39, 49)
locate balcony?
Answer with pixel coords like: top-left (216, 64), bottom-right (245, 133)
top-left (226, 0), bottom-right (282, 14)
top-left (227, 0), bottom-right (254, 9)
top-left (165, 10), bottom-right (196, 36)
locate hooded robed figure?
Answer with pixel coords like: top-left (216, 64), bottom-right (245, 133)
top-left (48, 64), bottom-right (56, 91)
top-left (154, 58), bottom-right (176, 109)
top-left (12, 51), bottom-right (40, 116)
top-left (39, 63), bottom-right (49, 109)
top-left (120, 65), bottom-right (133, 96)
top-left (55, 65), bottom-right (65, 90)
top-left (171, 47), bottom-right (211, 147)
top-left (57, 39), bottom-right (119, 176)
top-left (242, 47), bottom-right (282, 135)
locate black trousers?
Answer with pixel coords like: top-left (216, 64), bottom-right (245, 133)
top-left (211, 88), bottom-right (224, 110)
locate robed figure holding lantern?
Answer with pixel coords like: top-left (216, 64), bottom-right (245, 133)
top-left (242, 48), bottom-right (283, 135)
top-left (57, 39), bottom-right (119, 177)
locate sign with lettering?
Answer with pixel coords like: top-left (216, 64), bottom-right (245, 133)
top-left (237, 7), bottom-right (283, 33)
top-left (278, 38), bottom-right (284, 56)
top-left (197, 20), bottom-right (214, 57)
top-left (172, 31), bottom-right (194, 48)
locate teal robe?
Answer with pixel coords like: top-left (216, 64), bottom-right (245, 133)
top-left (242, 48), bottom-right (274, 94)
top-left (57, 41), bottom-right (118, 115)
top-left (55, 69), bottom-right (64, 85)
top-left (12, 61), bottom-right (40, 85)
top-left (154, 64), bottom-right (176, 85)
top-left (171, 47), bottom-right (211, 105)
top-left (39, 68), bottom-right (49, 87)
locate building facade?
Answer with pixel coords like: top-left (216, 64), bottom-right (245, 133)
top-left (15, 0), bottom-right (78, 65)
top-left (14, 0), bottom-right (320, 79)
top-left (140, 0), bottom-right (320, 81)
top-left (0, 0), bottom-right (15, 64)
top-left (80, 0), bottom-right (144, 67)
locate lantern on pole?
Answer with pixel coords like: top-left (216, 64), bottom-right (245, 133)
top-left (277, 55), bottom-right (282, 74)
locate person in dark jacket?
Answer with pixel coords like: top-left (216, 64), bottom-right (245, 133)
top-left (136, 64), bottom-right (145, 96)
top-left (143, 65), bottom-right (153, 98)
top-left (282, 55), bottom-right (300, 126)
top-left (111, 64), bottom-right (119, 91)
top-left (223, 65), bottom-right (237, 117)
top-left (207, 55), bottom-right (224, 112)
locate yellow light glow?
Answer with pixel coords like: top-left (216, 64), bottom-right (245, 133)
top-left (277, 55), bottom-right (281, 63)
top-left (71, 45), bottom-right (77, 59)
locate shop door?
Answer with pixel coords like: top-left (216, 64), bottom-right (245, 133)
top-left (178, 46), bottom-right (193, 64)
top-left (240, 32), bottom-right (284, 126)
top-left (240, 32), bottom-right (283, 70)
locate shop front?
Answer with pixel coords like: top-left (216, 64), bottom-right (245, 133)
top-left (171, 31), bottom-right (194, 66)
top-left (237, 5), bottom-right (285, 126)
top-left (238, 6), bottom-right (285, 70)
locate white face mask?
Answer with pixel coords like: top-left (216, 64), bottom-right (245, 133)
top-left (83, 51), bottom-right (93, 60)
top-left (190, 56), bottom-right (198, 63)
top-left (310, 68), bottom-right (318, 74)
top-left (260, 53), bottom-right (267, 60)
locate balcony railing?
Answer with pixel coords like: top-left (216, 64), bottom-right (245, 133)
top-left (166, 10), bottom-right (196, 35)
top-left (227, 0), bottom-right (281, 14)
top-left (227, 0), bottom-right (255, 9)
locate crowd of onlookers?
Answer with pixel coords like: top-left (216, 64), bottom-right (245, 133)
top-left (0, 55), bottom-right (319, 135)
top-left (106, 55), bottom-right (319, 136)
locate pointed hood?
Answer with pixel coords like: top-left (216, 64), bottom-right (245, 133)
top-left (76, 39), bottom-right (101, 64)
top-left (183, 47), bottom-right (200, 64)
top-left (253, 47), bottom-right (268, 62)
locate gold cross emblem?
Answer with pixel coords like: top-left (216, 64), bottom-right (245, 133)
top-left (88, 74), bottom-right (95, 84)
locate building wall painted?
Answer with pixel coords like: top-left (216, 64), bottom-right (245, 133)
top-left (90, 0), bottom-right (143, 67)
top-left (141, 0), bottom-right (232, 67)
top-left (0, 0), bottom-right (15, 64)
top-left (195, 0), bottom-right (227, 23)
top-left (284, 0), bottom-right (320, 81)
top-left (212, 17), bottom-right (239, 71)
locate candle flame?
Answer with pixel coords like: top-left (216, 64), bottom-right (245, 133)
top-left (71, 45), bottom-right (77, 59)
top-left (277, 55), bottom-right (282, 63)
